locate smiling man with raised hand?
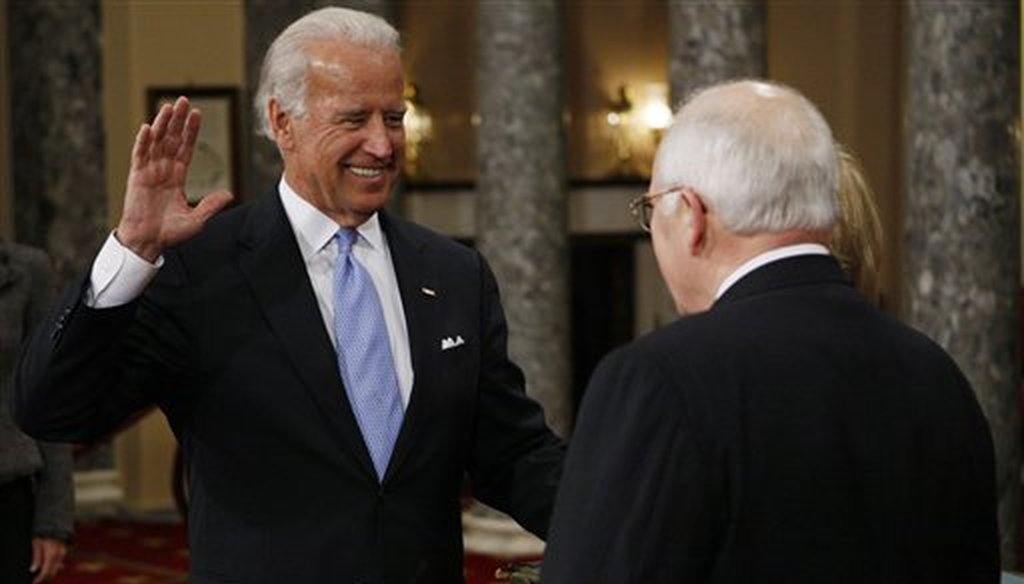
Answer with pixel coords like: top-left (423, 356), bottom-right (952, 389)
top-left (14, 7), bottom-right (564, 583)
top-left (541, 79), bottom-right (999, 584)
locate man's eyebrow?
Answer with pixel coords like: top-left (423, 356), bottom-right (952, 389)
top-left (331, 108), bottom-right (370, 118)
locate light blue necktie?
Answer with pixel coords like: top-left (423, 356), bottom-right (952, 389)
top-left (333, 228), bottom-right (404, 481)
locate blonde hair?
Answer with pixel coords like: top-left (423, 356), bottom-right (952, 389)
top-left (832, 146), bottom-right (884, 303)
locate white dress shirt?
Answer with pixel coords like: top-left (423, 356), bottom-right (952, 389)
top-left (87, 178), bottom-right (414, 407)
top-left (714, 243), bottom-right (831, 300)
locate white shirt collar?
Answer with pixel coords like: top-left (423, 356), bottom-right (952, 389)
top-left (714, 243), bottom-right (831, 300)
top-left (278, 177), bottom-right (385, 259)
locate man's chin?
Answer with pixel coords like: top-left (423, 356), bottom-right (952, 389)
top-left (352, 193), bottom-right (393, 215)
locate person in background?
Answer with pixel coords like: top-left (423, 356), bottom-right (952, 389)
top-left (832, 144), bottom-right (884, 304)
top-left (541, 79), bottom-right (998, 584)
top-left (0, 242), bottom-right (73, 584)
top-left (14, 7), bottom-right (563, 583)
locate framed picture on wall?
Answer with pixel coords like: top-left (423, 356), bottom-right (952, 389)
top-left (147, 87), bottom-right (241, 204)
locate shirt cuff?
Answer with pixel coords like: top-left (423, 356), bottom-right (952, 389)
top-left (85, 231), bottom-right (164, 308)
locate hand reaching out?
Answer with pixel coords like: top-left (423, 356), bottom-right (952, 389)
top-left (116, 96), bottom-right (234, 262)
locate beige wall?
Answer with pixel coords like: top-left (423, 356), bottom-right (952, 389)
top-left (104, 0), bottom-right (245, 224)
top-left (566, 0), bottom-right (669, 180)
top-left (401, 1), bottom-right (477, 183)
top-left (103, 0), bottom-right (244, 513)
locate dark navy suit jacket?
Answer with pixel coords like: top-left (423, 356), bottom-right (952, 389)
top-left (543, 255), bottom-right (998, 584)
top-left (15, 193), bottom-right (564, 583)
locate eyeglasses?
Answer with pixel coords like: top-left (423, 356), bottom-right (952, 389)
top-left (629, 187), bottom-right (682, 233)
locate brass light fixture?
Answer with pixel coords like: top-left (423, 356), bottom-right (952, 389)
top-left (403, 83), bottom-right (433, 178)
top-left (605, 82), bottom-right (672, 177)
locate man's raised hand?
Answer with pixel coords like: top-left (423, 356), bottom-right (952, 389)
top-left (116, 96), bottom-right (234, 262)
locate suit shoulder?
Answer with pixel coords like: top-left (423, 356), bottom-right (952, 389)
top-left (589, 329), bottom-right (693, 404)
top-left (187, 200), bottom-right (250, 244)
top-left (580, 334), bottom-right (700, 452)
top-left (385, 213), bottom-right (478, 263)
top-left (880, 312), bottom-right (974, 386)
top-left (390, 214), bottom-right (469, 247)
top-left (595, 312), bottom-right (742, 407)
top-left (169, 200), bottom-right (256, 262)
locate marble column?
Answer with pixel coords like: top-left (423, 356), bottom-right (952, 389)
top-left (667, 0), bottom-right (765, 106)
top-left (477, 0), bottom-right (571, 437)
top-left (904, 1), bottom-right (1020, 568)
top-left (244, 0), bottom-right (400, 200)
top-left (8, 0), bottom-right (112, 477)
top-left (8, 0), bottom-right (107, 286)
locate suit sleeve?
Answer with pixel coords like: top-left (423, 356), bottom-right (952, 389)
top-left (31, 441), bottom-right (74, 541)
top-left (467, 253), bottom-right (566, 538)
top-left (14, 249), bottom-right (193, 443)
top-left (541, 348), bottom-right (725, 584)
top-left (20, 248), bottom-right (75, 541)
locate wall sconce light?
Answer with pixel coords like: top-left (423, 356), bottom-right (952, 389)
top-left (636, 84), bottom-right (673, 132)
top-left (605, 83), bottom-right (672, 177)
top-left (607, 85), bottom-right (634, 165)
top-left (404, 83), bottom-right (433, 178)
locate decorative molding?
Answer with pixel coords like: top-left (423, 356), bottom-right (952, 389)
top-left (74, 469), bottom-right (124, 511)
top-left (402, 184), bottom-right (643, 239)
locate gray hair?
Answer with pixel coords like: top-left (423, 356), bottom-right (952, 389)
top-left (254, 7), bottom-right (400, 140)
top-left (653, 79), bottom-right (839, 234)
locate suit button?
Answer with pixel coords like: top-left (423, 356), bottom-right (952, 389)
top-left (51, 307), bottom-right (73, 340)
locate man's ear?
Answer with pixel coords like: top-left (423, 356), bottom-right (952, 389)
top-left (268, 98), bottom-right (293, 149)
top-left (681, 188), bottom-right (707, 255)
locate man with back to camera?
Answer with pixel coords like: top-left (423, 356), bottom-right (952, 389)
top-left (541, 79), bottom-right (999, 584)
top-left (14, 7), bottom-right (564, 583)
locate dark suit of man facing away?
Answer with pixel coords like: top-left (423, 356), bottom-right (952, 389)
top-left (15, 8), bottom-right (563, 583)
top-left (541, 80), bottom-right (999, 584)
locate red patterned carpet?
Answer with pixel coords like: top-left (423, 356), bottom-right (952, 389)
top-left (54, 520), bottom-right (526, 584)
top-left (54, 521), bottom-right (188, 584)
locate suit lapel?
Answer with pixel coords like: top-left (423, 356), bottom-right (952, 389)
top-left (379, 211), bottom-right (440, 481)
top-left (236, 194), bottom-right (377, 481)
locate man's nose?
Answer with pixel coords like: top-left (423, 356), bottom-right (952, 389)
top-left (363, 116), bottom-right (394, 159)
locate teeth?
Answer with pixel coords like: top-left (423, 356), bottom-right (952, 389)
top-left (349, 166), bottom-right (383, 178)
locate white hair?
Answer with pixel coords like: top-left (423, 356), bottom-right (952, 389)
top-left (653, 79), bottom-right (839, 234)
top-left (254, 7), bottom-right (400, 140)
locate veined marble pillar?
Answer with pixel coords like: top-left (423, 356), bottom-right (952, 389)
top-left (9, 0), bottom-right (106, 286)
top-left (667, 0), bottom-right (765, 106)
top-left (477, 0), bottom-right (570, 437)
top-left (244, 0), bottom-right (399, 200)
top-left (904, 1), bottom-right (1020, 567)
top-left (8, 0), bottom-right (112, 480)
